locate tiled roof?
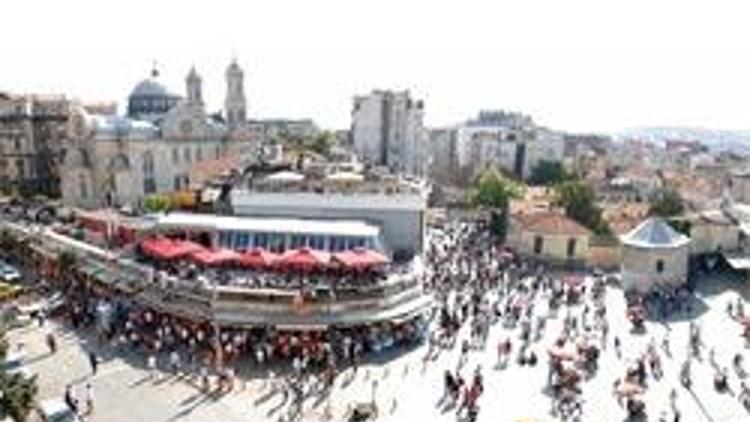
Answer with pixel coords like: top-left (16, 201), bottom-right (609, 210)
top-left (520, 211), bottom-right (591, 236)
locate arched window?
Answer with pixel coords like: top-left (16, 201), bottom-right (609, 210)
top-left (142, 151), bottom-right (154, 175)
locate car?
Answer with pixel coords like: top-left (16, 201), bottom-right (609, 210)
top-left (2, 348), bottom-right (32, 379)
top-left (0, 264), bottom-right (21, 282)
top-left (38, 398), bottom-right (81, 422)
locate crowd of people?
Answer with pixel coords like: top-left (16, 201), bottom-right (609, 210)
top-left (22, 215), bottom-right (750, 421)
top-left (422, 219), bottom-right (750, 422)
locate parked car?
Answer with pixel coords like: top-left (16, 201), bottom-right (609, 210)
top-left (2, 347), bottom-right (31, 378)
top-left (0, 263), bottom-right (21, 283)
top-left (38, 399), bottom-right (81, 422)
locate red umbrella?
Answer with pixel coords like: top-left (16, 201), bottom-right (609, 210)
top-left (333, 248), bottom-right (389, 269)
top-left (141, 237), bottom-right (175, 260)
top-left (168, 240), bottom-right (206, 259)
top-left (191, 248), bottom-right (240, 266)
top-left (239, 248), bottom-right (278, 268)
top-left (277, 247), bottom-right (330, 268)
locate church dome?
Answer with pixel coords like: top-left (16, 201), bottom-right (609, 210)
top-left (130, 78), bottom-right (170, 98)
top-left (127, 69), bottom-right (180, 120)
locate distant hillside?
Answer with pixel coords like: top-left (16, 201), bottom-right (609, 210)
top-left (615, 127), bottom-right (750, 154)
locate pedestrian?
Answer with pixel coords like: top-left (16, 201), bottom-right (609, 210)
top-left (85, 383), bottom-right (94, 415)
top-left (64, 384), bottom-right (78, 415)
top-left (147, 354), bottom-right (158, 380)
top-left (46, 332), bottom-right (57, 354)
top-left (88, 351), bottom-right (98, 375)
top-left (169, 350), bottom-right (181, 375)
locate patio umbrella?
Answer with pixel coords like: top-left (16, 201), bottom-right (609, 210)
top-left (167, 239), bottom-right (206, 259)
top-left (141, 237), bottom-right (176, 260)
top-left (333, 248), bottom-right (389, 269)
top-left (239, 247), bottom-right (278, 268)
top-left (277, 247), bottom-right (330, 269)
top-left (191, 248), bottom-right (240, 266)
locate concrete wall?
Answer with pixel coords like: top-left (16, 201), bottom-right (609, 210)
top-left (689, 223), bottom-right (741, 255)
top-left (621, 245), bottom-right (688, 293)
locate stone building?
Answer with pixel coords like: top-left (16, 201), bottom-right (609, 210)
top-left (508, 211), bottom-right (591, 268)
top-left (61, 61), bottom-right (259, 209)
top-left (0, 93), bottom-right (74, 197)
top-left (620, 217), bottom-right (691, 293)
top-left (351, 90), bottom-right (426, 177)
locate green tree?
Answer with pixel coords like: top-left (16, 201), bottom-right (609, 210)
top-left (528, 160), bottom-right (573, 186)
top-left (470, 169), bottom-right (523, 240)
top-left (649, 189), bottom-right (685, 218)
top-left (308, 131), bottom-right (334, 156)
top-left (142, 195), bottom-right (170, 213)
top-left (555, 180), bottom-right (610, 235)
top-left (0, 329), bottom-right (38, 422)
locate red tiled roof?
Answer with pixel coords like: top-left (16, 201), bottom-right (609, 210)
top-left (520, 212), bottom-right (591, 236)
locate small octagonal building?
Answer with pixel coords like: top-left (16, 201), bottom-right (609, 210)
top-left (620, 217), bottom-right (691, 293)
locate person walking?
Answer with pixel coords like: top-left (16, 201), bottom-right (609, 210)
top-left (85, 383), bottom-right (94, 415)
top-left (46, 332), bottom-right (57, 355)
top-left (64, 384), bottom-right (78, 415)
top-left (88, 351), bottom-right (98, 375)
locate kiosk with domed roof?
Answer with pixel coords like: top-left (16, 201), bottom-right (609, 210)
top-left (620, 217), bottom-right (692, 293)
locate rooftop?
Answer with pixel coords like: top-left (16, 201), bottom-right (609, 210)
top-left (153, 212), bottom-right (381, 237)
top-left (519, 211), bottom-right (590, 236)
top-left (620, 217), bottom-right (691, 249)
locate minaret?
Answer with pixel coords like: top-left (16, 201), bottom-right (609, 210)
top-left (186, 66), bottom-right (203, 105)
top-left (225, 59), bottom-right (247, 128)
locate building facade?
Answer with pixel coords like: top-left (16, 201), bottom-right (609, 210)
top-left (230, 170), bottom-right (429, 258)
top-left (508, 211), bottom-right (591, 268)
top-left (351, 90), bottom-right (426, 177)
top-left (61, 61), bottom-right (259, 209)
top-left (451, 110), bottom-right (565, 185)
top-left (0, 93), bottom-right (74, 197)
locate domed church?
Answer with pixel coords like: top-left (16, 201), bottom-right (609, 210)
top-left (60, 60), bottom-right (258, 209)
top-left (126, 68), bottom-right (181, 121)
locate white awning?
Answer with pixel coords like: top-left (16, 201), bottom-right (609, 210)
top-left (723, 252), bottom-right (750, 270)
top-left (201, 188), bottom-right (221, 203)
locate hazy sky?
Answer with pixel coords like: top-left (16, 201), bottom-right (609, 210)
top-left (3, 0), bottom-right (750, 133)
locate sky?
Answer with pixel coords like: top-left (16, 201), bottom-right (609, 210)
top-left (3, 0), bottom-right (750, 133)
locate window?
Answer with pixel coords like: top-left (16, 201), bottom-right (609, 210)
top-left (142, 151), bottom-right (154, 175)
top-left (236, 233), bottom-right (250, 250)
top-left (172, 148), bottom-right (179, 164)
top-left (656, 260), bottom-right (665, 274)
top-left (15, 159), bottom-right (24, 179)
top-left (567, 238), bottom-right (577, 258)
top-left (533, 236), bottom-right (544, 254)
top-left (14, 138), bottom-right (21, 151)
top-left (215, 146), bottom-right (221, 159)
top-left (143, 178), bottom-right (156, 194)
top-left (79, 175), bottom-right (88, 199)
top-left (196, 147), bottom-right (202, 161)
top-left (184, 147), bottom-right (191, 163)
top-left (173, 176), bottom-right (181, 191)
